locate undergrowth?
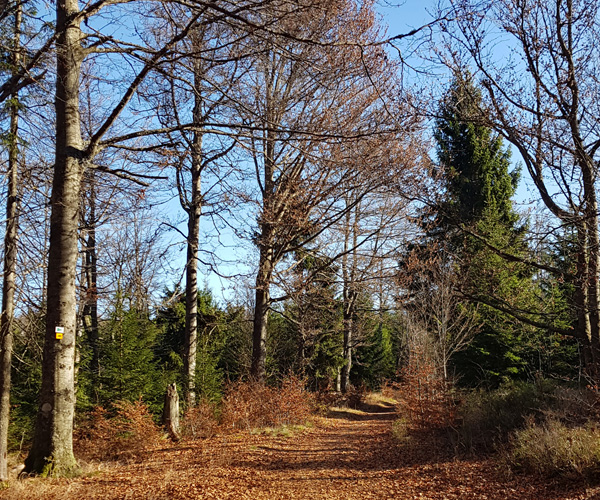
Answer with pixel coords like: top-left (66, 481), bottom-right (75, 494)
top-left (384, 362), bottom-right (600, 481)
top-left (74, 399), bottom-right (162, 463)
top-left (507, 417), bottom-right (600, 480)
top-left (220, 375), bottom-right (315, 431)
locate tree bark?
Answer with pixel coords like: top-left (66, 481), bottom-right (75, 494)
top-left (340, 202), bottom-right (359, 393)
top-left (24, 0), bottom-right (83, 476)
top-left (582, 163), bottom-right (600, 380)
top-left (251, 246), bottom-right (273, 382)
top-left (0, 2), bottom-right (22, 480)
top-left (183, 53), bottom-right (203, 407)
top-left (250, 66), bottom-right (276, 382)
top-left (163, 382), bottom-right (180, 441)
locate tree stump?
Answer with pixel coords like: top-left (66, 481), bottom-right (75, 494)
top-left (163, 382), bottom-right (180, 441)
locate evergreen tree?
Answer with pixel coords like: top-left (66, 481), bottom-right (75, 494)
top-left (431, 73), bottom-right (536, 386)
top-left (97, 305), bottom-right (163, 412)
top-left (353, 318), bottom-right (396, 390)
top-left (270, 252), bottom-right (343, 390)
top-left (433, 72), bottom-right (520, 234)
top-left (155, 289), bottom-right (249, 402)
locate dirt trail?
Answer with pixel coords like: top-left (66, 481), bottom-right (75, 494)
top-left (3, 403), bottom-right (598, 499)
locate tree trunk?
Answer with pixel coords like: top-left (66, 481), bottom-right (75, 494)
top-left (340, 312), bottom-right (353, 393)
top-left (183, 44), bottom-right (204, 408)
top-left (0, 3), bottom-right (22, 480)
top-left (82, 172), bottom-right (99, 384)
top-left (340, 202), bottom-right (359, 393)
top-left (574, 223), bottom-right (594, 373)
top-left (251, 74), bottom-right (275, 383)
top-left (24, 0), bottom-right (83, 476)
top-left (582, 166), bottom-right (600, 380)
top-left (251, 247), bottom-right (273, 382)
top-left (163, 383), bottom-right (180, 441)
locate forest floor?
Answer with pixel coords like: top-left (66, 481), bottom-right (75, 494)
top-left (2, 399), bottom-right (600, 500)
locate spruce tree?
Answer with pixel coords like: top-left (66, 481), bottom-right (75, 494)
top-left (432, 73), bottom-right (535, 386)
top-left (433, 73), bottom-right (519, 234)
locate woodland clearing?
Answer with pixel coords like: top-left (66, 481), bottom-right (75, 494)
top-left (1, 399), bottom-right (598, 500)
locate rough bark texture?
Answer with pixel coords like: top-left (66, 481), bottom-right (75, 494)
top-left (0, 3), bottom-right (21, 480)
top-left (183, 48), bottom-right (204, 408)
top-left (24, 0), bottom-right (83, 476)
top-left (251, 248), bottom-right (273, 382)
top-left (163, 383), bottom-right (180, 441)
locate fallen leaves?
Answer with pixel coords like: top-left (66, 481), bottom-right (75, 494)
top-left (3, 402), bottom-right (599, 499)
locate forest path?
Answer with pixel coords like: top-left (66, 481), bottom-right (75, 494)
top-left (4, 401), bottom-right (597, 499)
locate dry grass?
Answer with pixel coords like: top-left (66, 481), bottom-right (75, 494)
top-left (507, 417), bottom-right (600, 480)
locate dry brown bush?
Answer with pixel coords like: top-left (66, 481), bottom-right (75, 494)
top-left (386, 355), bottom-right (456, 431)
top-left (180, 400), bottom-right (219, 440)
top-left (74, 399), bottom-right (162, 462)
top-left (220, 375), bottom-right (315, 431)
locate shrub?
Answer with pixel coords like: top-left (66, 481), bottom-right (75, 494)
top-left (457, 380), bottom-right (555, 452)
top-left (508, 417), bottom-right (600, 480)
top-left (390, 356), bottom-right (457, 431)
top-left (220, 375), bottom-right (314, 431)
top-left (181, 399), bottom-right (219, 440)
top-left (74, 399), bottom-right (162, 462)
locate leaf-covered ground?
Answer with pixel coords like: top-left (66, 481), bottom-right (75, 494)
top-left (3, 402), bottom-right (599, 499)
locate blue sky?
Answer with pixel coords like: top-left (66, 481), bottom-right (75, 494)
top-left (377, 0), bottom-right (438, 33)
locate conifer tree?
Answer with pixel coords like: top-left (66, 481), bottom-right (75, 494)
top-left (430, 73), bottom-right (535, 386)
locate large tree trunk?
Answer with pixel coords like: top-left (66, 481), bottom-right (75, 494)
top-left (24, 0), bottom-right (83, 476)
top-left (250, 77), bottom-right (275, 383)
top-left (184, 66), bottom-right (203, 407)
top-left (582, 164), bottom-right (600, 380)
top-left (0, 3), bottom-right (22, 480)
top-left (251, 247), bottom-right (273, 382)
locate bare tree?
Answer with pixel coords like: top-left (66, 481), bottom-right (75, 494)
top-left (144, 6), bottom-right (239, 406)
top-left (398, 245), bottom-right (481, 382)
top-left (230, 0), bottom-right (416, 382)
top-left (23, 0), bottom-right (312, 474)
top-left (23, 0), bottom-right (201, 476)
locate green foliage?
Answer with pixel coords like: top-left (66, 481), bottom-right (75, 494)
top-left (434, 73), bottom-right (519, 230)
top-left (216, 304), bottom-right (253, 381)
top-left (9, 309), bottom-right (44, 452)
top-left (268, 252), bottom-right (344, 389)
top-left (430, 72), bottom-right (553, 387)
top-left (155, 289), bottom-right (252, 402)
top-left (353, 318), bottom-right (397, 390)
top-left (97, 306), bottom-right (163, 413)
